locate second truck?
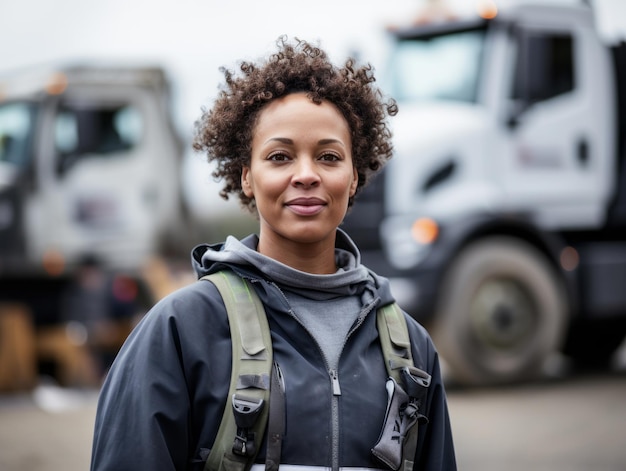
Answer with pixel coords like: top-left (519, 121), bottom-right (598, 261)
top-left (343, 0), bottom-right (626, 385)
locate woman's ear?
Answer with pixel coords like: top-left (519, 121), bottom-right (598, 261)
top-left (349, 168), bottom-right (358, 197)
top-left (242, 166), bottom-right (254, 198)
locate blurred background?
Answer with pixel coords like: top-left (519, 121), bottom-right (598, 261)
top-left (1, 0), bottom-right (626, 470)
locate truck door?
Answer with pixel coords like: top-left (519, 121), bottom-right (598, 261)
top-left (0, 102), bottom-right (37, 264)
top-left (498, 22), bottom-right (613, 229)
top-left (29, 89), bottom-right (152, 267)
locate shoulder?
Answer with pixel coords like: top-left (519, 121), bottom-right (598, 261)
top-left (152, 278), bottom-right (224, 316)
top-left (126, 279), bottom-right (230, 346)
top-left (400, 308), bottom-right (440, 372)
top-left (106, 278), bottom-right (234, 386)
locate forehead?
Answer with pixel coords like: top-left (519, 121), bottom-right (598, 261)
top-left (253, 93), bottom-right (350, 137)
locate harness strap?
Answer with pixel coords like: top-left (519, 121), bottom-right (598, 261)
top-left (203, 271), bottom-right (273, 471)
top-left (374, 303), bottom-right (430, 471)
top-left (265, 362), bottom-right (285, 471)
top-left (203, 270), bottom-right (426, 471)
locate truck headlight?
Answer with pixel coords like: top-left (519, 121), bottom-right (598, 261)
top-left (382, 217), bottom-right (440, 270)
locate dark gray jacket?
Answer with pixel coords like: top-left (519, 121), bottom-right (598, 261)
top-left (91, 232), bottom-right (456, 470)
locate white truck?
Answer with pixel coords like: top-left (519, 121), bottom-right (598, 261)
top-left (342, 0), bottom-right (626, 384)
top-left (0, 65), bottom-right (191, 329)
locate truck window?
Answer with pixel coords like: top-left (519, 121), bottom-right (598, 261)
top-left (512, 32), bottom-right (574, 104)
top-left (0, 102), bottom-right (37, 169)
top-left (389, 29), bottom-right (485, 103)
top-left (55, 102), bottom-right (143, 174)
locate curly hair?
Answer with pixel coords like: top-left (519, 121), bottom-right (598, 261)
top-left (192, 36), bottom-right (398, 212)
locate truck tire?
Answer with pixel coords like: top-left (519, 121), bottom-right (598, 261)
top-left (431, 236), bottom-right (567, 385)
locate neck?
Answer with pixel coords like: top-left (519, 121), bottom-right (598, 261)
top-left (257, 234), bottom-right (337, 275)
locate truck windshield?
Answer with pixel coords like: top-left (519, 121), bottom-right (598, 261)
top-left (388, 28), bottom-right (486, 103)
top-left (0, 102), bottom-right (37, 169)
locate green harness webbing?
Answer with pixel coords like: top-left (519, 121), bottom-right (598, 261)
top-left (202, 270), bottom-right (430, 471)
top-left (374, 303), bottom-right (431, 471)
top-left (203, 271), bottom-right (273, 471)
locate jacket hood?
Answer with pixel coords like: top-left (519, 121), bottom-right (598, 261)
top-left (191, 228), bottom-right (395, 305)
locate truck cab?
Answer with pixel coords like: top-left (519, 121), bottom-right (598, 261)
top-left (0, 65), bottom-right (187, 332)
top-left (0, 66), bottom-right (185, 273)
top-left (343, 1), bottom-right (626, 384)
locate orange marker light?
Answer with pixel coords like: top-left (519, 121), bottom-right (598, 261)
top-left (42, 249), bottom-right (65, 276)
top-left (560, 246), bottom-right (579, 272)
top-left (411, 218), bottom-right (439, 245)
top-left (477, 0), bottom-right (498, 20)
top-left (45, 73), bottom-right (68, 95)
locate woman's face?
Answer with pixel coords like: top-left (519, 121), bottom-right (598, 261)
top-left (242, 93), bottom-right (358, 253)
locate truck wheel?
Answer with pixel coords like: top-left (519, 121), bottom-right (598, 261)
top-left (431, 236), bottom-right (567, 385)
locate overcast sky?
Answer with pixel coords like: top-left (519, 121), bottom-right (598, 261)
top-left (1, 0), bottom-right (624, 214)
top-left (1, 0), bottom-right (422, 128)
top-left (2, 0), bottom-right (622, 130)
top-left (0, 0), bottom-right (426, 214)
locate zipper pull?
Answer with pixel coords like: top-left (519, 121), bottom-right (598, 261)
top-left (330, 369), bottom-right (341, 396)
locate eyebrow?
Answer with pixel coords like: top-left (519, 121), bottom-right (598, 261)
top-left (318, 138), bottom-right (345, 147)
top-left (264, 137), bottom-right (346, 147)
top-left (265, 137), bottom-right (293, 145)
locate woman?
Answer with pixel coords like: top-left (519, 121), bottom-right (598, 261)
top-left (91, 37), bottom-right (456, 471)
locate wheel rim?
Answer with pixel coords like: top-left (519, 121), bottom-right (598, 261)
top-left (468, 278), bottom-right (537, 354)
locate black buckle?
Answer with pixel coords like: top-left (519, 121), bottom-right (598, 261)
top-left (400, 367), bottom-right (430, 395)
top-left (400, 367), bottom-right (430, 425)
top-left (231, 394), bottom-right (264, 456)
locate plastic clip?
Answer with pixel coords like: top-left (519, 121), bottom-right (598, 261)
top-left (400, 367), bottom-right (430, 425)
top-left (231, 394), bottom-right (265, 456)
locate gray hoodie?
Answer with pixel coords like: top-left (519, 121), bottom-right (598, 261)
top-left (193, 229), bottom-right (385, 370)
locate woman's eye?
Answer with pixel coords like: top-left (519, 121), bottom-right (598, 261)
top-left (319, 153), bottom-right (340, 162)
top-left (268, 152), bottom-right (290, 161)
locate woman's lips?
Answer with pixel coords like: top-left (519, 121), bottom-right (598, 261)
top-left (285, 198), bottom-right (326, 216)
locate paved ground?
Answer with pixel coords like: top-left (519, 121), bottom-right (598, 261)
top-left (0, 385), bottom-right (97, 471)
top-left (447, 371), bottom-right (626, 471)
top-left (1, 355), bottom-right (625, 471)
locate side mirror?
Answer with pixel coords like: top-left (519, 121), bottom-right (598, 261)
top-left (506, 100), bottom-right (529, 130)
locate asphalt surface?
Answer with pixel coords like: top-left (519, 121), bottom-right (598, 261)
top-left (1, 352), bottom-right (625, 471)
top-left (447, 371), bottom-right (626, 471)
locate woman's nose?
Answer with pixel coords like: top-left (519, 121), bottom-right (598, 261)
top-left (292, 158), bottom-right (320, 187)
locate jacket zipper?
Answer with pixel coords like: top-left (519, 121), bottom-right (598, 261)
top-left (326, 298), bottom-right (378, 471)
top-left (252, 278), bottom-right (380, 471)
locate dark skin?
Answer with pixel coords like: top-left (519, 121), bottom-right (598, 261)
top-left (242, 93), bottom-right (358, 273)
top-left (193, 36), bottom-right (397, 216)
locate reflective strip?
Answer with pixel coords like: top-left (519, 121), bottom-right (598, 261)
top-left (251, 466), bottom-right (386, 471)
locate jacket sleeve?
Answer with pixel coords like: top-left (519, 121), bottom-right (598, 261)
top-left (90, 282), bottom-right (230, 471)
top-left (408, 319), bottom-right (457, 470)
